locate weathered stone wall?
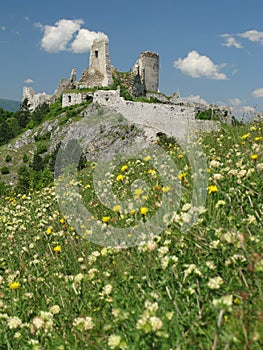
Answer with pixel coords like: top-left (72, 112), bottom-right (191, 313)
top-left (23, 87), bottom-right (52, 111)
top-left (79, 39), bottom-right (113, 88)
top-left (134, 52), bottom-right (159, 93)
top-left (92, 90), bottom-right (219, 141)
top-left (62, 92), bottom-right (93, 107)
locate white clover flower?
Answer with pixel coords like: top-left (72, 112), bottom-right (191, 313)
top-left (208, 276), bottom-right (224, 289)
top-left (72, 316), bottom-right (94, 331)
top-left (161, 256), bottom-right (170, 270)
top-left (210, 160), bottom-right (221, 168)
top-left (108, 334), bottom-right (121, 349)
top-left (149, 316), bottom-right (163, 331)
top-left (74, 273), bottom-right (84, 284)
top-left (213, 173), bottom-right (224, 181)
top-left (182, 203), bottom-right (191, 212)
top-left (49, 305), bottom-right (60, 315)
top-left (100, 284), bottom-right (113, 296)
top-left (7, 316), bottom-right (22, 329)
top-left (256, 163), bottom-right (263, 171)
top-left (212, 295), bottom-right (233, 309)
top-left (32, 316), bottom-right (45, 330)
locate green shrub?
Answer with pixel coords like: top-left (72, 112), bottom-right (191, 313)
top-left (0, 166), bottom-right (10, 175)
top-left (5, 155), bottom-right (12, 163)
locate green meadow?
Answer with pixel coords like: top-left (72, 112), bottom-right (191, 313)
top-left (0, 116), bottom-right (263, 349)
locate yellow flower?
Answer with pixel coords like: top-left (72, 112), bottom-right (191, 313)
top-left (102, 216), bottom-right (111, 223)
top-left (121, 165), bottom-right (128, 172)
top-left (9, 282), bottom-right (21, 290)
top-left (53, 245), bottom-right (62, 253)
top-left (254, 136), bottom-right (263, 141)
top-left (60, 218), bottom-right (65, 224)
top-left (241, 133), bottom-right (250, 139)
top-left (46, 227), bottom-right (52, 234)
top-left (162, 186), bottom-right (170, 192)
top-left (85, 184), bottom-right (91, 189)
top-left (130, 209), bottom-right (136, 215)
top-left (139, 207), bottom-right (148, 215)
top-left (178, 154), bottom-right (183, 159)
top-left (208, 185), bottom-right (218, 194)
top-left (134, 188), bottom-right (143, 197)
top-left (251, 154), bottom-right (258, 161)
top-left (178, 172), bottom-right (187, 180)
top-left (112, 205), bottom-right (121, 212)
top-left (116, 174), bottom-right (124, 181)
top-left (144, 155), bottom-right (151, 161)
top-left (148, 169), bottom-right (156, 175)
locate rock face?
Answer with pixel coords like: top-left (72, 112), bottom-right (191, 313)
top-left (23, 87), bottom-right (52, 112)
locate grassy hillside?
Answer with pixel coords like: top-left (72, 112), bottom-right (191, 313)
top-left (0, 98), bottom-right (21, 112)
top-left (0, 113), bottom-right (263, 349)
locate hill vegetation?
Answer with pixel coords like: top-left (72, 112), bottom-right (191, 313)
top-left (0, 100), bottom-right (262, 349)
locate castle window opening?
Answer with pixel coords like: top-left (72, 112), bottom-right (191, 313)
top-left (95, 50), bottom-right (99, 58)
top-left (68, 95), bottom-right (71, 103)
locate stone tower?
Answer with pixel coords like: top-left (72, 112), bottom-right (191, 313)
top-left (79, 39), bottom-right (113, 88)
top-left (134, 51), bottom-right (159, 92)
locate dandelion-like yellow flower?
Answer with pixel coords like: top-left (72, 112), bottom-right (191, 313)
top-left (178, 172), bottom-right (187, 180)
top-left (53, 245), bottom-right (61, 253)
top-left (134, 188), bottom-right (143, 197)
top-left (121, 165), bottom-right (128, 172)
top-left (254, 136), bottom-right (263, 141)
top-left (178, 154), bottom-right (183, 159)
top-left (116, 174), bottom-right (124, 181)
top-left (144, 155), bottom-right (151, 161)
top-left (60, 218), bottom-right (65, 224)
top-left (251, 154), bottom-right (258, 160)
top-left (208, 185), bottom-right (218, 194)
top-left (241, 133), bottom-right (250, 139)
top-left (102, 216), bottom-right (111, 223)
top-left (85, 184), bottom-right (91, 189)
top-left (130, 209), bottom-right (136, 215)
top-left (9, 282), bottom-right (21, 290)
top-left (46, 227), bottom-right (52, 234)
top-left (161, 186), bottom-right (170, 192)
top-left (139, 207), bottom-right (148, 215)
top-left (112, 205), bottom-right (121, 212)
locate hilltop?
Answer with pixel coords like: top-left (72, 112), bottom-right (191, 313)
top-left (0, 98), bottom-right (20, 112)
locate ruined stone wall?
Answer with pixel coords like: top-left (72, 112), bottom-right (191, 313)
top-left (23, 87), bottom-right (52, 111)
top-left (79, 39), bottom-right (113, 88)
top-left (62, 92), bottom-right (93, 107)
top-left (134, 52), bottom-right (159, 93)
top-left (92, 90), bottom-right (219, 141)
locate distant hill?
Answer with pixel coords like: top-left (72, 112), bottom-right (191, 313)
top-left (0, 98), bottom-right (21, 112)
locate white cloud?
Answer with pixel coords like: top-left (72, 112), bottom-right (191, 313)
top-left (220, 34), bottom-right (243, 48)
top-left (239, 105), bottom-right (256, 114)
top-left (227, 98), bottom-right (242, 106)
top-left (36, 18), bottom-right (108, 54)
top-left (238, 30), bottom-right (263, 45)
top-left (71, 28), bottom-right (108, 53)
top-left (183, 95), bottom-right (208, 105)
top-left (1, 26), bottom-right (6, 31)
top-left (24, 78), bottom-right (34, 84)
top-left (39, 19), bottom-right (83, 53)
top-left (174, 51), bottom-right (228, 80)
top-left (252, 88), bottom-right (263, 98)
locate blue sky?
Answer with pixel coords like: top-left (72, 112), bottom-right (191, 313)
top-left (1, 0), bottom-right (263, 116)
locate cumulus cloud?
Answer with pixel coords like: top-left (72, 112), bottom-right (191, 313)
top-left (228, 98), bottom-right (242, 106)
top-left (252, 88), bottom-right (263, 98)
top-left (220, 34), bottom-right (243, 48)
top-left (238, 30), bottom-right (263, 45)
top-left (71, 28), bottom-right (108, 53)
top-left (174, 51), bottom-right (228, 80)
top-left (24, 78), bottom-right (34, 84)
top-left (183, 95), bottom-right (208, 105)
top-left (36, 18), bottom-right (108, 54)
top-left (1, 26), bottom-right (6, 31)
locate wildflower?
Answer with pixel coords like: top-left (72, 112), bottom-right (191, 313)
top-left (208, 185), bottom-right (218, 194)
top-left (161, 186), bottom-right (170, 192)
top-left (49, 305), bottom-right (60, 315)
top-left (256, 163), bottom-right (263, 171)
top-left (213, 295), bottom-right (233, 310)
top-left (9, 281), bottom-right (20, 290)
top-left (144, 155), bottom-right (151, 161)
top-left (108, 335), bottom-right (121, 349)
top-left (149, 316), bottom-right (163, 331)
top-left (7, 316), bottom-right (22, 329)
top-left (250, 154), bottom-right (258, 160)
top-left (215, 200), bottom-right (226, 208)
top-left (241, 133), bottom-right (250, 139)
top-left (210, 160), bottom-right (221, 168)
top-left (178, 172), bottom-right (187, 180)
top-left (46, 227), bottom-right (52, 234)
top-left (85, 184), bottom-right (90, 189)
top-left (53, 245), bottom-right (61, 253)
top-left (148, 169), bottom-right (156, 175)
top-left (121, 165), bottom-right (128, 172)
top-left (178, 154), bottom-right (183, 159)
top-left (139, 207), bottom-right (148, 215)
top-left (102, 216), bottom-right (111, 223)
top-left (130, 209), bottom-right (136, 215)
top-left (116, 174), bottom-right (124, 181)
top-left (59, 218), bottom-right (65, 224)
top-left (134, 188), bottom-right (143, 197)
top-left (72, 316), bottom-right (94, 331)
top-left (207, 276), bottom-right (224, 289)
top-left (112, 205), bottom-right (122, 212)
